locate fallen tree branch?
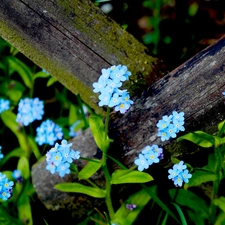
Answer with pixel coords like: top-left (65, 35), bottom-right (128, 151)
top-left (32, 36), bottom-right (225, 220)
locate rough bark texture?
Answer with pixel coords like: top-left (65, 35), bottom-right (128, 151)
top-left (32, 36), bottom-right (225, 220)
top-left (0, 0), bottom-right (165, 114)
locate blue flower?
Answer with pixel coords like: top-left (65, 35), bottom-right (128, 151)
top-left (46, 139), bottom-right (80, 177)
top-left (16, 98), bottom-right (44, 126)
top-left (0, 146), bottom-right (3, 160)
top-left (135, 144), bottom-right (163, 171)
top-left (168, 161), bottom-right (192, 187)
top-left (157, 111), bottom-right (185, 141)
top-left (145, 150), bottom-right (160, 165)
top-left (12, 170), bottom-right (23, 183)
top-left (93, 65), bottom-right (133, 113)
top-left (69, 121), bottom-right (82, 137)
top-left (158, 129), bottom-right (171, 141)
top-left (0, 172), bottom-right (14, 201)
top-left (12, 170), bottom-right (21, 179)
top-left (134, 154), bottom-right (149, 171)
top-left (56, 162), bottom-right (70, 177)
top-left (0, 99), bottom-right (10, 113)
top-left (35, 119), bottom-right (63, 146)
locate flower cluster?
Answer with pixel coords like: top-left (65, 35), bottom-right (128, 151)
top-left (157, 111), bottom-right (185, 141)
top-left (46, 139), bottom-right (80, 177)
top-left (168, 161), bottom-right (192, 187)
top-left (93, 65), bottom-right (133, 113)
top-left (69, 121), bottom-right (82, 137)
top-left (134, 145), bottom-right (163, 171)
top-left (35, 119), bottom-right (63, 146)
top-left (12, 170), bottom-right (23, 183)
top-left (0, 172), bottom-right (14, 201)
top-left (0, 99), bottom-right (10, 114)
top-left (16, 98), bottom-right (44, 126)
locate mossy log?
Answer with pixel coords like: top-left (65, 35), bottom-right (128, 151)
top-left (32, 36), bottom-right (225, 220)
top-left (0, 0), bottom-right (165, 114)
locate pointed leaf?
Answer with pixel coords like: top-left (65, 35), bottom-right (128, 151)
top-left (114, 187), bottom-right (153, 225)
top-left (184, 169), bottom-right (217, 189)
top-left (78, 160), bottom-right (102, 180)
top-left (17, 194), bottom-right (33, 225)
top-left (18, 157), bottom-right (30, 179)
top-left (33, 71), bottom-right (50, 80)
top-left (111, 169), bottom-right (153, 184)
top-left (55, 182), bottom-right (106, 198)
top-left (47, 77), bottom-right (57, 86)
top-left (0, 147), bottom-right (27, 167)
top-left (1, 111), bottom-right (29, 152)
top-left (7, 56), bottom-right (32, 88)
top-left (177, 131), bottom-right (214, 148)
top-left (213, 197), bottom-right (225, 212)
top-left (28, 136), bottom-right (41, 159)
top-left (169, 189), bottom-right (209, 219)
top-left (89, 115), bottom-right (111, 152)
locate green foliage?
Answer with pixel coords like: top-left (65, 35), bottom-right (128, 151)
top-left (89, 115), bottom-right (112, 152)
top-left (55, 183), bottom-right (106, 198)
top-left (78, 160), bottom-right (102, 180)
top-left (184, 169), bottom-right (217, 189)
top-left (114, 188), bottom-right (152, 225)
top-left (111, 169), bottom-right (153, 184)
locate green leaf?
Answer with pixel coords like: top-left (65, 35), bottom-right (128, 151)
top-left (78, 160), bottom-right (102, 180)
top-left (0, 147), bottom-right (27, 167)
top-left (184, 169), bottom-right (217, 189)
top-left (33, 71), bottom-right (50, 80)
top-left (188, 3), bottom-right (199, 17)
top-left (89, 115), bottom-right (111, 152)
top-left (141, 184), bottom-right (179, 223)
top-left (47, 76), bottom-right (57, 86)
top-left (17, 194), bottom-right (33, 225)
top-left (213, 197), bottom-right (225, 212)
top-left (18, 157), bottom-right (30, 179)
top-left (169, 189), bottom-right (209, 219)
top-left (10, 45), bottom-right (19, 56)
top-left (68, 104), bottom-right (79, 125)
top-left (7, 56), bottom-right (33, 88)
top-left (1, 111), bottom-right (29, 152)
top-left (111, 169), bottom-right (153, 185)
top-left (0, 205), bottom-right (23, 225)
top-left (172, 203), bottom-right (187, 225)
top-left (177, 131), bottom-right (214, 148)
top-left (55, 182), bottom-right (106, 198)
top-left (27, 136), bottom-right (41, 159)
top-left (114, 187), bottom-right (153, 225)
top-left (70, 163), bottom-right (79, 174)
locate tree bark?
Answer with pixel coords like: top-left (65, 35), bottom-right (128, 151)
top-left (31, 36), bottom-right (225, 220)
top-left (0, 0), bottom-right (165, 114)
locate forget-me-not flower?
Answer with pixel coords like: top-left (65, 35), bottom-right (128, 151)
top-left (93, 65), bottom-right (133, 113)
top-left (134, 144), bottom-right (163, 171)
top-left (46, 139), bottom-right (80, 177)
top-left (0, 172), bottom-right (14, 201)
top-left (16, 98), bottom-right (44, 126)
top-left (168, 161), bottom-right (192, 187)
top-left (35, 119), bottom-right (63, 146)
top-left (0, 99), bottom-right (10, 113)
top-left (157, 111), bottom-right (185, 141)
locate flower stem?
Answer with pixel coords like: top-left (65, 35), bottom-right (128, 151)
top-left (102, 106), bottom-right (114, 220)
top-left (209, 146), bottom-right (222, 223)
top-left (102, 152), bottom-right (115, 220)
top-left (105, 106), bottom-right (110, 137)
